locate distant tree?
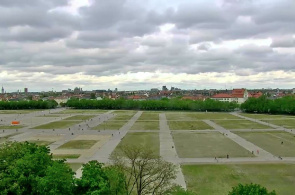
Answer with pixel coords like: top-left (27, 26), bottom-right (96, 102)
top-left (228, 183), bottom-right (276, 195)
top-left (90, 93), bottom-right (96, 99)
top-left (167, 185), bottom-right (196, 195)
top-left (112, 145), bottom-right (177, 195)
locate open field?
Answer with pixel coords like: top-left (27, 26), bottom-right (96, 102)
top-left (37, 114), bottom-right (61, 117)
top-left (182, 164), bottom-right (295, 195)
top-left (53, 154), bottom-right (80, 159)
top-left (27, 140), bottom-right (54, 146)
top-left (235, 131), bottom-right (295, 157)
top-left (64, 115), bottom-right (96, 121)
top-left (56, 109), bottom-right (106, 114)
top-left (92, 120), bottom-right (127, 130)
top-left (112, 111), bottom-right (136, 120)
top-left (173, 132), bottom-right (254, 158)
top-left (213, 119), bottom-right (272, 129)
top-left (0, 110), bottom-right (43, 114)
top-left (241, 113), bottom-right (295, 120)
top-left (137, 112), bottom-right (159, 120)
top-left (32, 120), bottom-right (79, 129)
top-left (0, 125), bottom-right (24, 129)
top-left (168, 121), bottom-right (214, 130)
top-left (0, 133), bottom-right (21, 143)
top-left (130, 121), bottom-right (159, 130)
top-left (113, 132), bottom-right (159, 156)
top-left (67, 163), bottom-right (82, 172)
top-left (262, 119), bottom-right (295, 129)
top-left (166, 112), bottom-right (240, 120)
top-left (57, 140), bottom-right (97, 149)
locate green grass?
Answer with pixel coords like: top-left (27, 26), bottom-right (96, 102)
top-left (113, 132), bottom-right (159, 156)
top-left (67, 163), bottom-right (82, 172)
top-left (56, 109), bottom-right (106, 114)
top-left (32, 120), bottom-right (79, 129)
top-left (92, 120), bottom-right (128, 130)
top-left (213, 119), bottom-right (272, 129)
top-left (182, 164), bottom-right (295, 195)
top-left (112, 111), bottom-right (136, 120)
top-left (0, 110), bottom-right (43, 114)
top-left (168, 121), bottom-right (213, 130)
top-left (235, 131), bottom-right (295, 157)
top-left (130, 121), bottom-right (159, 130)
top-left (27, 140), bottom-right (53, 146)
top-left (53, 154), bottom-right (80, 159)
top-left (64, 115), bottom-right (95, 121)
top-left (0, 125), bottom-right (24, 129)
top-left (173, 132), bottom-right (253, 158)
top-left (262, 119), bottom-right (295, 129)
top-left (137, 112), bottom-right (159, 120)
top-left (57, 140), bottom-right (97, 149)
top-left (241, 113), bottom-right (295, 119)
top-left (166, 112), bottom-right (240, 120)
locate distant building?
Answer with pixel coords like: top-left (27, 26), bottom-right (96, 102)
top-left (162, 86), bottom-right (168, 91)
top-left (1, 86), bottom-right (4, 94)
top-left (24, 88), bottom-right (28, 93)
top-left (211, 88), bottom-right (248, 104)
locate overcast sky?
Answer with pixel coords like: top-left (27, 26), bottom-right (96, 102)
top-left (0, 0), bottom-right (294, 92)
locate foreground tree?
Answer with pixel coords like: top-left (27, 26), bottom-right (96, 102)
top-left (228, 183), bottom-right (276, 195)
top-left (0, 142), bottom-right (75, 194)
top-left (112, 145), bottom-right (177, 195)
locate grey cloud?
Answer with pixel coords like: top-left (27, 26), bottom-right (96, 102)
top-left (271, 35), bottom-right (295, 48)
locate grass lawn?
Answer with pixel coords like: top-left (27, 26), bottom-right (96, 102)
top-left (262, 119), bottom-right (295, 129)
top-left (130, 121), bottom-right (159, 130)
top-left (64, 115), bottom-right (95, 121)
top-left (37, 115), bottom-right (61, 117)
top-left (32, 120), bottom-right (79, 129)
top-left (0, 110), bottom-right (43, 114)
top-left (57, 140), bottom-right (97, 149)
top-left (166, 112), bottom-right (240, 120)
top-left (57, 109), bottom-right (106, 114)
top-left (235, 131), bottom-right (295, 157)
top-left (241, 113), bottom-right (295, 120)
top-left (53, 154), bottom-right (80, 159)
top-left (173, 132), bottom-right (253, 158)
top-left (27, 140), bottom-right (53, 146)
top-left (137, 112), bottom-right (159, 120)
top-left (112, 111), bottom-right (136, 120)
top-left (0, 125), bottom-right (24, 129)
top-left (67, 163), bottom-right (83, 172)
top-left (92, 120), bottom-right (128, 130)
top-left (0, 133), bottom-right (21, 143)
top-left (113, 132), bottom-right (159, 156)
top-left (168, 121), bottom-right (214, 130)
top-left (182, 164), bottom-right (295, 195)
top-left (213, 119), bottom-right (272, 129)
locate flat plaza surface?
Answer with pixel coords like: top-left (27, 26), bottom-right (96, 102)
top-left (173, 132), bottom-right (254, 158)
top-left (213, 119), bottom-right (272, 129)
top-left (2, 109), bottom-right (295, 193)
top-left (182, 164), bottom-right (295, 195)
top-left (235, 131), bottom-right (295, 157)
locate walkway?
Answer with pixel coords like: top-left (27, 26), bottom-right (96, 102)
top-left (159, 113), bottom-right (187, 190)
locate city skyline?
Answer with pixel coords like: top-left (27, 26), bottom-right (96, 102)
top-left (0, 0), bottom-right (294, 92)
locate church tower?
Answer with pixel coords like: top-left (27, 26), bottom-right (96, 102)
top-left (1, 86), bottom-right (4, 94)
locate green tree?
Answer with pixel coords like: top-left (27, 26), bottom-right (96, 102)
top-left (228, 183), bottom-right (276, 195)
top-left (90, 93), bottom-right (96, 99)
top-left (0, 142), bottom-right (75, 195)
top-left (75, 161), bottom-right (110, 195)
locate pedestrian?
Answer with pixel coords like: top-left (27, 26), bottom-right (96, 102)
top-left (226, 154), bottom-right (229, 159)
top-left (257, 149), bottom-right (259, 154)
top-left (281, 141), bottom-right (283, 145)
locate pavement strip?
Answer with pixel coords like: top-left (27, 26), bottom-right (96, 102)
top-left (159, 113), bottom-right (187, 190)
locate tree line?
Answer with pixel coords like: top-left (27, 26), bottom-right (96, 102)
top-left (241, 95), bottom-right (295, 114)
top-left (0, 100), bottom-right (58, 110)
top-left (66, 98), bottom-right (239, 112)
